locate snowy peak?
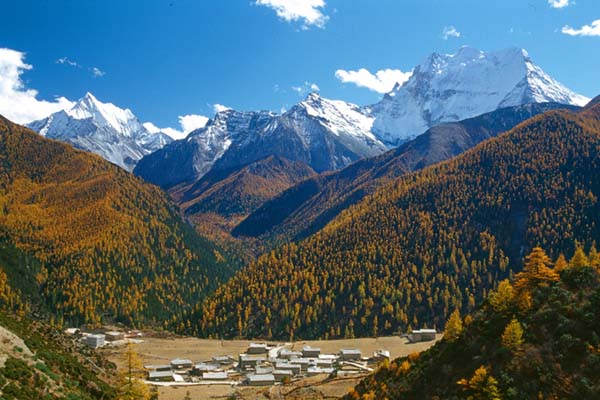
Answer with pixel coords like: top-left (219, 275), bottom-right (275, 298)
top-left (292, 92), bottom-right (377, 140)
top-left (66, 92), bottom-right (143, 137)
top-left (369, 46), bottom-right (589, 145)
top-left (134, 94), bottom-right (388, 188)
top-left (27, 93), bottom-right (172, 171)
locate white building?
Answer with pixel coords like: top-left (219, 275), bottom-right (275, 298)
top-left (83, 334), bottom-right (105, 349)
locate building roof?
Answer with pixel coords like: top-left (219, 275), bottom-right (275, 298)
top-left (171, 358), bottom-right (193, 365)
top-left (194, 363), bottom-right (219, 371)
top-left (273, 369), bottom-right (294, 376)
top-left (144, 364), bottom-right (171, 370)
top-left (249, 343), bottom-right (268, 349)
top-left (148, 371), bottom-right (173, 379)
top-left (303, 345), bottom-right (321, 352)
top-left (248, 374), bottom-right (276, 382)
top-left (240, 354), bottom-right (267, 361)
top-left (86, 334), bottom-right (105, 339)
top-left (412, 329), bottom-right (437, 334)
top-left (340, 349), bottom-right (361, 354)
top-left (212, 355), bottom-right (233, 361)
top-left (202, 372), bottom-right (228, 380)
top-left (255, 366), bottom-right (274, 374)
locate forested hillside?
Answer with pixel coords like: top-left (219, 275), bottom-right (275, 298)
top-left (0, 116), bottom-right (231, 327)
top-left (185, 98), bottom-right (600, 340)
top-left (234, 103), bottom-right (574, 243)
top-left (171, 155), bottom-right (315, 242)
top-left (346, 247), bottom-right (600, 399)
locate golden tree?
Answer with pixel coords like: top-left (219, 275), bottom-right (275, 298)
top-left (457, 365), bottom-right (502, 400)
top-left (514, 247), bottom-right (559, 292)
top-left (501, 317), bottom-right (524, 352)
top-left (553, 254), bottom-right (568, 273)
top-left (489, 280), bottom-right (515, 313)
top-left (118, 342), bottom-right (153, 400)
top-left (569, 245), bottom-right (590, 269)
top-left (444, 309), bottom-right (463, 342)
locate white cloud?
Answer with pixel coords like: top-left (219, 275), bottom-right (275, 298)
top-left (0, 48), bottom-right (74, 124)
top-left (256, 0), bottom-right (328, 29)
top-left (291, 81), bottom-right (320, 96)
top-left (144, 114), bottom-right (209, 140)
top-left (562, 19), bottom-right (600, 36)
top-left (442, 26), bottom-right (461, 40)
top-left (335, 68), bottom-right (413, 94)
top-left (213, 104), bottom-right (231, 113)
top-left (548, 0), bottom-right (570, 8)
top-left (178, 114), bottom-right (209, 133)
top-left (56, 57), bottom-right (80, 68)
top-left (90, 67), bottom-right (105, 78)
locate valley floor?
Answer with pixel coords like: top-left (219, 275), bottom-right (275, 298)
top-left (102, 334), bottom-right (441, 399)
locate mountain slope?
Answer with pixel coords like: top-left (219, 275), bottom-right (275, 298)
top-left (189, 99), bottom-right (600, 340)
top-left (170, 155), bottom-right (316, 240)
top-left (234, 102), bottom-right (576, 242)
top-left (0, 308), bottom-right (118, 400)
top-left (28, 93), bottom-right (172, 171)
top-left (367, 46), bottom-right (589, 145)
top-left (0, 115), bottom-right (230, 326)
top-left (134, 93), bottom-right (387, 189)
top-left (347, 251), bottom-right (600, 399)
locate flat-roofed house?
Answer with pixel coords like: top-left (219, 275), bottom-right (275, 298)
top-left (255, 366), bottom-right (274, 375)
top-left (274, 362), bottom-right (301, 376)
top-left (239, 354), bottom-right (267, 369)
top-left (278, 349), bottom-right (302, 360)
top-left (247, 343), bottom-right (269, 354)
top-left (247, 374), bottom-right (276, 386)
top-left (408, 329), bottom-right (437, 343)
top-left (302, 346), bottom-right (321, 358)
top-left (148, 371), bottom-right (174, 382)
top-left (170, 358), bottom-right (193, 370)
top-left (191, 363), bottom-right (220, 376)
top-left (212, 355), bottom-right (234, 365)
top-left (202, 372), bottom-right (228, 381)
top-left (339, 349), bottom-right (362, 361)
top-left (83, 334), bottom-right (105, 349)
top-left (273, 369), bottom-right (294, 381)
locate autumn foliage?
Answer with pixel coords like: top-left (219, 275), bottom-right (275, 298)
top-left (0, 116), bottom-right (231, 326)
top-left (187, 105), bottom-right (600, 339)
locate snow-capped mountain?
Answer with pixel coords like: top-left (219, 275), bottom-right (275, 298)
top-left (367, 46), bottom-right (590, 145)
top-left (28, 93), bottom-right (173, 171)
top-left (134, 93), bottom-right (387, 188)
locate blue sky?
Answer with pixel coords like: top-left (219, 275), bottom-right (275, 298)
top-left (0, 0), bottom-right (598, 136)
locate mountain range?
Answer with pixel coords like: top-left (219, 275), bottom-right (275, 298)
top-left (187, 96), bottom-right (600, 340)
top-left (134, 93), bottom-right (388, 189)
top-left (233, 102), bottom-right (579, 243)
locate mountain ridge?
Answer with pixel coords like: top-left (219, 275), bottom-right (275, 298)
top-left (233, 102), bottom-right (578, 242)
top-left (188, 98), bottom-right (600, 340)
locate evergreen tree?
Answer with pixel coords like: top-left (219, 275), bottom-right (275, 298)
top-left (501, 317), bottom-right (524, 352)
top-left (444, 309), bottom-right (463, 342)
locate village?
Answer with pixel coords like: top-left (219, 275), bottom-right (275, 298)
top-left (67, 327), bottom-right (438, 390)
